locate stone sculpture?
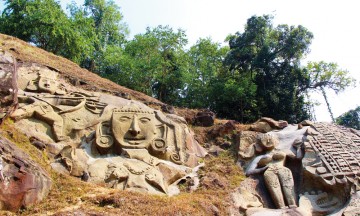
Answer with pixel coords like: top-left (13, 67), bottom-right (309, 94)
top-left (303, 123), bottom-right (360, 187)
top-left (261, 151), bottom-right (297, 208)
top-left (245, 133), bottom-right (302, 209)
top-left (9, 64), bottom-right (206, 196)
top-left (238, 122), bottom-right (360, 215)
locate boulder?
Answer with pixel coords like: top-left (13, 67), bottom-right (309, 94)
top-left (0, 136), bottom-right (52, 211)
top-left (194, 110), bottom-right (215, 127)
top-left (250, 117), bottom-right (288, 133)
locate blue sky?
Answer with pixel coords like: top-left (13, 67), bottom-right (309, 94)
top-left (1, 0), bottom-right (359, 122)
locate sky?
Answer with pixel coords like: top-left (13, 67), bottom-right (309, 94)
top-left (1, 0), bottom-right (359, 122)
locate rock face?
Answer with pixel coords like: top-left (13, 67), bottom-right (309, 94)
top-left (3, 51), bottom-right (206, 196)
top-left (0, 50), bottom-right (18, 123)
top-left (0, 136), bottom-right (52, 211)
top-left (237, 122), bottom-right (360, 215)
top-left (193, 110), bottom-right (215, 127)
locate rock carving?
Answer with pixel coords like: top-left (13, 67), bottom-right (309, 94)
top-left (9, 65), bottom-right (206, 195)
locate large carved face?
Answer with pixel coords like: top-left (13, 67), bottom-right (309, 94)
top-left (112, 112), bottom-right (157, 149)
top-left (38, 76), bottom-right (58, 94)
top-left (257, 133), bottom-right (279, 151)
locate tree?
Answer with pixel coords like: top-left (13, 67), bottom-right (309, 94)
top-left (184, 38), bottom-right (228, 108)
top-left (114, 25), bottom-right (189, 105)
top-left (336, 106), bottom-right (360, 130)
top-left (1, 0), bottom-right (93, 63)
top-left (223, 15), bottom-right (313, 122)
top-left (76, 0), bottom-right (129, 71)
top-left (306, 61), bottom-right (356, 122)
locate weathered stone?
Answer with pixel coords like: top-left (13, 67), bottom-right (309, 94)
top-left (250, 121), bottom-right (272, 133)
top-left (246, 150), bottom-right (298, 209)
top-left (209, 120), bottom-right (237, 138)
top-left (8, 66), bottom-right (206, 196)
top-left (193, 110), bottom-right (215, 127)
top-left (0, 136), bottom-right (51, 211)
top-left (0, 50), bottom-right (17, 124)
top-left (231, 187), bottom-right (263, 212)
top-left (158, 163), bottom-right (187, 185)
top-left (250, 117), bottom-right (288, 133)
top-left (208, 145), bottom-right (225, 156)
top-left (161, 104), bottom-right (175, 114)
top-left (237, 122), bottom-right (360, 215)
top-left (237, 131), bottom-right (258, 160)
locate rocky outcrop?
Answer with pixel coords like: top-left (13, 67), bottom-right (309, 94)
top-left (0, 136), bottom-right (52, 211)
top-left (249, 117), bottom-right (288, 133)
top-left (236, 122), bottom-right (360, 215)
top-left (193, 110), bottom-right (215, 127)
top-left (1, 50), bottom-right (206, 197)
top-left (0, 49), bottom-right (18, 123)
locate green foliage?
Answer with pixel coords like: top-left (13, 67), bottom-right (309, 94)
top-left (108, 25), bottom-right (189, 105)
top-left (1, 5), bottom-right (357, 124)
top-left (184, 38), bottom-right (228, 108)
top-left (306, 61), bottom-right (356, 121)
top-left (306, 61), bottom-right (356, 93)
top-left (0, 0), bottom-right (128, 66)
top-left (1, 0), bottom-right (92, 64)
top-left (76, 0), bottom-right (129, 71)
top-left (336, 106), bottom-right (360, 130)
top-left (222, 15), bottom-right (313, 122)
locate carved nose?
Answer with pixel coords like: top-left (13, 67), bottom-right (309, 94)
top-left (44, 81), bottom-right (50, 88)
top-left (129, 118), bottom-right (140, 136)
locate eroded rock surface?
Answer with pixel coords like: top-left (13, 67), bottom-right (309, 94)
top-left (237, 121), bottom-right (360, 215)
top-left (0, 136), bottom-right (52, 211)
top-left (0, 50), bottom-right (18, 123)
top-left (6, 51), bottom-right (206, 196)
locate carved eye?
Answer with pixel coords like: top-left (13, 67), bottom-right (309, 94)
top-left (139, 117), bottom-right (150, 123)
top-left (119, 116), bottom-right (131, 122)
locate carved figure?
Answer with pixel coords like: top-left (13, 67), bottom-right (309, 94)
top-left (303, 123), bottom-right (360, 186)
top-left (93, 102), bottom-right (185, 165)
top-left (246, 134), bottom-right (303, 209)
top-left (112, 105), bottom-right (158, 150)
top-left (18, 66), bottom-right (66, 95)
top-left (11, 92), bottom-right (108, 142)
top-left (10, 67), bottom-right (206, 196)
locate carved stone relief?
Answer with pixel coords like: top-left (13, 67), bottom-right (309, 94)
top-left (303, 123), bottom-right (360, 187)
top-left (240, 122), bottom-right (360, 215)
top-left (9, 66), bottom-right (206, 195)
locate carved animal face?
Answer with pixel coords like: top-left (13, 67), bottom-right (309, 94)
top-left (38, 76), bottom-right (58, 94)
top-left (112, 113), bottom-right (157, 149)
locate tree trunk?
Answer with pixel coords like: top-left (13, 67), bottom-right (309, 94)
top-left (321, 87), bottom-right (335, 122)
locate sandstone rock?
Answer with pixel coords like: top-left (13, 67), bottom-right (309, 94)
top-left (0, 50), bottom-right (17, 124)
top-left (158, 163), bottom-right (187, 185)
top-left (250, 121), bottom-right (272, 133)
top-left (209, 120), bottom-right (237, 138)
top-left (208, 145), bottom-right (225, 156)
top-left (161, 104), bottom-right (175, 114)
top-left (8, 65), bottom-right (207, 195)
top-left (237, 131), bottom-right (258, 160)
top-left (0, 136), bottom-right (51, 211)
top-left (250, 117), bottom-right (288, 133)
top-left (194, 110), bottom-right (215, 127)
